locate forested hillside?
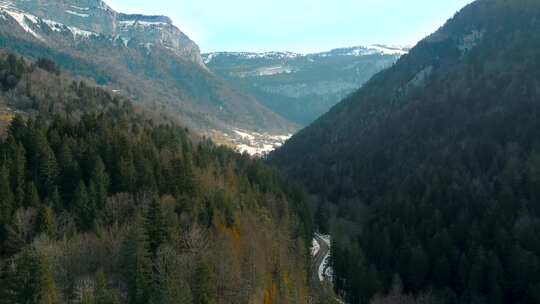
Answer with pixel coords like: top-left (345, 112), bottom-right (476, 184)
top-left (0, 0), bottom-right (295, 139)
top-left (0, 53), bottom-right (313, 304)
top-left (270, 0), bottom-right (540, 303)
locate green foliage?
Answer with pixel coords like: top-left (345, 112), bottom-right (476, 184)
top-left (144, 197), bottom-right (167, 257)
top-left (271, 1), bottom-right (540, 303)
top-left (0, 54), bottom-right (311, 304)
top-left (2, 248), bottom-right (58, 304)
top-left (34, 205), bottom-right (56, 239)
top-left (74, 181), bottom-right (94, 231)
top-left (0, 53), bottom-right (25, 91)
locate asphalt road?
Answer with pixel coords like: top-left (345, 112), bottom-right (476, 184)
top-left (312, 233), bottom-right (330, 284)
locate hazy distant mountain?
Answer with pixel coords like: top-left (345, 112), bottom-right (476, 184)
top-left (0, 0), bottom-right (295, 136)
top-left (203, 45), bottom-right (408, 125)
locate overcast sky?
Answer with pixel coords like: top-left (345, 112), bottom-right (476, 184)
top-left (104, 0), bottom-right (475, 53)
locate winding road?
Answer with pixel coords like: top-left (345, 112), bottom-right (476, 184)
top-left (311, 233), bottom-right (331, 284)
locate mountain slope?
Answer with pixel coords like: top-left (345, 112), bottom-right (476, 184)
top-left (204, 45), bottom-right (407, 125)
top-left (271, 0), bottom-right (540, 303)
top-left (0, 0), bottom-right (295, 137)
top-left (0, 53), bottom-right (313, 304)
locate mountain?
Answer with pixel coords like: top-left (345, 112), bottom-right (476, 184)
top-left (271, 0), bottom-right (540, 303)
top-left (0, 0), bottom-right (295, 139)
top-left (0, 52), bottom-right (314, 304)
top-left (203, 45), bottom-right (407, 125)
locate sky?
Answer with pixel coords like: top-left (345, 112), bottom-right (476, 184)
top-left (104, 0), bottom-right (475, 54)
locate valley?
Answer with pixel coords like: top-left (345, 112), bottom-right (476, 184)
top-left (204, 45), bottom-right (407, 126)
top-left (2, 1), bottom-right (540, 304)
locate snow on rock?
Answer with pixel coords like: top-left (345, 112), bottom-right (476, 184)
top-left (0, 6), bottom-right (43, 41)
top-left (70, 5), bottom-right (90, 11)
top-left (119, 20), bottom-right (169, 27)
top-left (369, 44), bottom-right (409, 55)
top-left (65, 10), bottom-right (89, 18)
top-left (42, 19), bottom-right (64, 32)
top-left (68, 26), bottom-right (97, 38)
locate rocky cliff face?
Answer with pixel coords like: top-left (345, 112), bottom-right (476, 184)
top-left (4, 0), bottom-right (202, 64)
top-left (0, 0), bottom-right (295, 139)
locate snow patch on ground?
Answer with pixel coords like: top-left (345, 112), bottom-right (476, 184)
top-left (229, 129), bottom-right (292, 156)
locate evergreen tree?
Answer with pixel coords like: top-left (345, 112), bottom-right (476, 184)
top-left (74, 181), bottom-right (94, 231)
top-left (24, 181), bottom-right (41, 208)
top-left (193, 261), bottom-right (216, 304)
top-left (4, 248), bottom-right (58, 304)
top-left (122, 224), bottom-right (153, 304)
top-left (38, 145), bottom-right (58, 198)
top-left (34, 205), bottom-right (57, 239)
top-left (90, 157), bottom-right (109, 210)
top-left (95, 270), bottom-right (120, 304)
top-left (145, 197), bottom-right (167, 257)
top-left (8, 140), bottom-right (26, 208)
top-left (0, 165), bottom-right (14, 225)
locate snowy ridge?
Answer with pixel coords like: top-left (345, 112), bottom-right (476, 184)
top-left (119, 20), bottom-right (169, 27)
top-left (0, 1), bottom-right (105, 41)
top-left (203, 45), bottom-right (409, 64)
top-left (203, 51), bottom-right (300, 64)
top-left (0, 2), bottom-right (43, 41)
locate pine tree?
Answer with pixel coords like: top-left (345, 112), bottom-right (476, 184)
top-left (35, 205), bottom-right (56, 239)
top-left (7, 114), bottom-right (26, 140)
top-left (194, 261), bottom-right (216, 304)
top-left (38, 141), bottom-right (58, 198)
top-left (46, 186), bottom-right (62, 212)
top-left (8, 140), bottom-right (26, 208)
top-left (90, 156), bottom-right (110, 210)
top-left (145, 196), bottom-right (167, 257)
top-left (122, 223), bottom-right (153, 304)
top-left (57, 141), bottom-right (80, 203)
top-left (95, 270), bottom-right (120, 304)
top-left (24, 181), bottom-right (41, 208)
top-left (74, 181), bottom-right (94, 231)
top-left (0, 165), bottom-right (14, 225)
top-left (119, 157), bottom-right (136, 193)
top-left (4, 248), bottom-right (58, 304)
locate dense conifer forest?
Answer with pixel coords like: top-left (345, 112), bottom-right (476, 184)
top-left (0, 53), bottom-right (313, 304)
top-left (271, 0), bottom-right (540, 303)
